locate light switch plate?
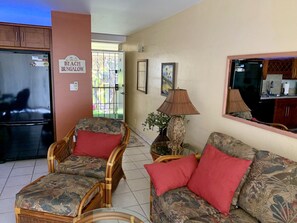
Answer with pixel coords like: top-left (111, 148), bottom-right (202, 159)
top-left (70, 81), bottom-right (78, 91)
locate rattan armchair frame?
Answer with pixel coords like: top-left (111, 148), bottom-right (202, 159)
top-left (47, 122), bottom-right (130, 208)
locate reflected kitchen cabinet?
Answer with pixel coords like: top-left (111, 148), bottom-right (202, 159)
top-left (263, 58), bottom-right (297, 80)
top-left (273, 98), bottom-right (297, 129)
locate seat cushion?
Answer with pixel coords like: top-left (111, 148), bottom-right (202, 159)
top-left (56, 155), bottom-right (107, 180)
top-left (238, 150), bottom-right (297, 223)
top-left (15, 173), bottom-right (100, 217)
top-left (152, 187), bottom-right (258, 223)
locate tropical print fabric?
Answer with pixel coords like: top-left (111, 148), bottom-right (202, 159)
top-left (15, 173), bottom-right (99, 217)
top-left (75, 117), bottom-right (126, 141)
top-left (238, 150), bottom-right (297, 223)
top-left (205, 132), bottom-right (256, 207)
top-left (152, 187), bottom-right (258, 223)
top-left (56, 154), bottom-right (106, 180)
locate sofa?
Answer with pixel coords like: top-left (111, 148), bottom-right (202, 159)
top-left (149, 132), bottom-right (297, 223)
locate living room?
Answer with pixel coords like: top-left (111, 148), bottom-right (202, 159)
top-left (1, 0), bottom-right (297, 222)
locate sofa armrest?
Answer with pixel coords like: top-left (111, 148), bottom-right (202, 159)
top-left (47, 127), bottom-right (75, 173)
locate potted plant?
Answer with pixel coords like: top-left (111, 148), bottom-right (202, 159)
top-left (142, 111), bottom-right (171, 160)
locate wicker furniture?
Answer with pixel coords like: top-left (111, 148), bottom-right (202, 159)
top-left (74, 208), bottom-right (148, 223)
top-left (47, 117), bottom-right (130, 207)
top-left (15, 173), bottom-right (103, 223)
top-left (150, 132), bottom-right (297, 223)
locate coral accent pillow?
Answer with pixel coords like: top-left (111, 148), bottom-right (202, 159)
top-left (73, 130), bottom-right (122, 159)
top-left (187, 144), bottom-right (252, 215)
top-left (144, 154), bottom-right (198, 196)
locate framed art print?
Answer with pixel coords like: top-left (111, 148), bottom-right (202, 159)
top-left (161, 63), bottom-right (175, 96)
top-left (137, 59), bottom-right (148, 94)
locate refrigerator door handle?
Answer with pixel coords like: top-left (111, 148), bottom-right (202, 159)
top-left (0, 120), bottom-right (51, 127)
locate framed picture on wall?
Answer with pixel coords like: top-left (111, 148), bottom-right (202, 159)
top-left (161, 63), bottom-right (175, 96)
top-left (137, 59), bottom-right (148, 94)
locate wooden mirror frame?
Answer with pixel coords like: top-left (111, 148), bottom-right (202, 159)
top-left (223, 51), bottom-right (297, 139)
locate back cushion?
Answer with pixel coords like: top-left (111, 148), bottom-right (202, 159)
top-left (205, 132), bottom-right (257, 207)
top-left (238, 150), bottom-right (297, 222)
top-left (75, 117), bottom-right (126, 140)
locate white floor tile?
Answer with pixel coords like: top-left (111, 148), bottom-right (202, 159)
top-left (33, 164), bottom-right (48, 174)
top-left (141, 203), bottom-right (151, 220)
top-left (0, 167), bottom-right (12, 178)
top-left (14, 159), bottom-right (35, 168)
top-left (31, 173), bottom-right (46, 182)
top-left (35, 158), bottom-right (47, 166)
top-left (124, 169), bottom-right (145, 180)
top-left (5, 175), bottom-right (31, 187)
top-left (0, 198), bottom-right (15, 213)
top-left (127, 178), bottom-right (150, 191)
top-left (133, 189), bottom-right (150, 204)
top-left (1, 184), bottom-right (25, 199)
top-left (125, 205), bottom-right (150, 222)
top-left (133, 160), bottom-right (153, 169)
top-left (127, 154), bottom-right (149, 162)
top-left (122, 162), bottom-right (137, 171)
top-left (125, 148), bottom-right (144, 155)
top-left (10, 166), bottom-right (34, 177)
top-left (113, 179), bottom-right (131, 195)
top-left (112, 192), bottom-right (139, 208)
top-left (139, 168), bottom-right (150, 179)
top-left (0, 212), bottom-right (15, 223)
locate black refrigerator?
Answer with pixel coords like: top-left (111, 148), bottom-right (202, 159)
top-left (0, 50), bottom-right (54, 163)
top-left (230, 59), bottom-right (275, 122)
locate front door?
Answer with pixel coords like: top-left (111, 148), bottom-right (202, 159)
top-left (92, 51), bottom-right (125, 120)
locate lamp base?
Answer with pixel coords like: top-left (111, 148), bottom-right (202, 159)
top-left (167, 116), bottom-right (185, 155)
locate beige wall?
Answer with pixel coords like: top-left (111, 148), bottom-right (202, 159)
top-left (51, 12), bottom-right (92, 140)
top-left (123, 0), bottom-right (297, 160)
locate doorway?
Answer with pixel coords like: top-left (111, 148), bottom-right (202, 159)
top-left (92, 51), bottom-right (125, 120)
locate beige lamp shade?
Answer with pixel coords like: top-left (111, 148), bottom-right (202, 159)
top-left (227, 88), bottom-right (251, 113)
top-left (157, 89), bottom-right (199, 115)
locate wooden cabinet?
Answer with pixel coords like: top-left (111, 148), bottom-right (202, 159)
top-left (0, 25), bottom-right (20, 47)
top-left (0, 24), bottom-right (51, 50)
top-left (273, 98), bottom-right (297, 129)
top-left (263, 58), bottom-right (297, 79)
top-left (20, 27), bottom-right (50, 49)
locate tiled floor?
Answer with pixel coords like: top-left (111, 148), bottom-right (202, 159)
top-left (0, 133), bottom-right (153, 223)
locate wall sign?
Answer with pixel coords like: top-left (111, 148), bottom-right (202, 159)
top-left (59, 55), bottom-right (86, 73)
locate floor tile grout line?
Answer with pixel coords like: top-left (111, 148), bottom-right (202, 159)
top-left (0, 162), bottom-right (16, 197)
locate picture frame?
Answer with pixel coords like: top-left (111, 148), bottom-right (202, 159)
top-left (137, 59), bottom-right (148, 94)
top-left (161, 63), bottom-right (175, 96)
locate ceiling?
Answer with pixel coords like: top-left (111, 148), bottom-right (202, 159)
top-left (0, 0), bottom-right (201, 36)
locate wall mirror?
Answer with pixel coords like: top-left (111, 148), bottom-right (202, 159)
top-left (137, 59), bottom-right (148, 94)
top-left (223, 51), bottom-right (297, 138)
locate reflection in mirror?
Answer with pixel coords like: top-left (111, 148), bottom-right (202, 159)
top-left (224, 52), bottom-right (297, 135)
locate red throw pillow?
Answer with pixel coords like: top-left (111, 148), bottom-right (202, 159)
top-left (73, 130), bottom-right (122, 159)
top-left (187, 144), bottom-right (252, 215)
top-left (144, 154), bottom-right (198, 196)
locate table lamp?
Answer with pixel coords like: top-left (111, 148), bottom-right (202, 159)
top-left (226, 88), bottom-right (251, 114)
top-left (157, 89), bottom-right (199, 155)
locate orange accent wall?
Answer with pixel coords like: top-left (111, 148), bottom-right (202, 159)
top-left (51, 11), bottom-right (92, 140)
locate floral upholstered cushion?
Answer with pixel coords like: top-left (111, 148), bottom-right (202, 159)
top-left (56, 155), bottom-right (106, 180)
top-left (151, 187), bottom-right (258, 223)
top-left (75, 117), bottom-right (126, 141)
top-left (15, 173), bottom-right (99, 217)
top-left (205, 132), bottom-right (256, 207)
top-left (238, 150), bottom-right (297, 223)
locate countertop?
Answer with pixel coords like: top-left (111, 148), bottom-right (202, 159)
top-left (260, 94), bottom-right (297, 100)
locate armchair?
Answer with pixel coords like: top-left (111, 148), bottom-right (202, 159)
top-left (47, 117), bottom-right (130, 207)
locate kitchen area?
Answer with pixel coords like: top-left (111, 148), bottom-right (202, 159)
top-left (230, 57), bottom-right (297, 131)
